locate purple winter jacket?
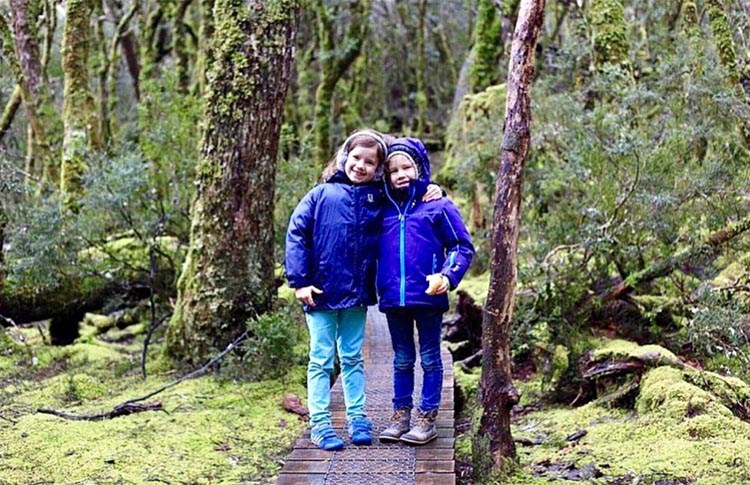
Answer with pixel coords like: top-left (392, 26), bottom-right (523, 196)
top-left (377, 138), bottom-right (474, 312)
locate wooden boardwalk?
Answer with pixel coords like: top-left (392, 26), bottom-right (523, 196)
top-left (276, 307), bottom-right (456, 485)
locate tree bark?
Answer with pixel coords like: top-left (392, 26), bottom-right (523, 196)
top-left (172, 0), bottom-right (192, 93)
top-left (312, 0), bottom-right (369, 166)
top-left (0, 202), bottom-right (6, 291)
top-left (604, 214), bottom-right (750, 302)
top-left (469, 0), bottom-right (503, 93)
top-left (0, 86), bottom-right (22, 142)
top-left (416, 0), bottom-right (428, 137)
top-left (474, 0), bottom-right (544, 474)
top-left (195, 0), bottom-right (215, 95)
top-left (165, 0), bottom-right (298, 365)
top-left (8, 0), bottom-right (55, 182)
top-left (589, 0), bottom-right (630, 71)
top-left (706, 0), bottom-right (750, 145)
top-left (60, 0), bottom-right (100, 210)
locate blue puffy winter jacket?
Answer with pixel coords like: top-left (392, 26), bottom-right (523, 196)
top-left (285, 170), bottom-right (383, 312)
top-left (377, 138), bottom-right (474, 312)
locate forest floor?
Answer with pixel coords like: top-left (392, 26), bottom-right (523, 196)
top-left (0, 318), bottom-right (308, 484)
top-left (455, 365), bottom-right (750, 485)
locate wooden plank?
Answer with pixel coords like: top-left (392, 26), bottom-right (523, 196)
top-left (279, 461), bottom-right (331, 474)
top-left (416, 460), bottom-right (455, 473)
top-left (415, 448), bottom-right (455, 460)
top-left (276, 473), bottom-right (327, 485)
top-left (286, 449), bottom-right (336, 461)
top-left (415, 473), bottom-right (456, 485)
top-left (421, 437), bottom-right (455, 449)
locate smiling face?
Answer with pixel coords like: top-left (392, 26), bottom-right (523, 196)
top-left (344, 145), bottom-right (380, 184)
top-left (387, 154), bottom-right (418, 189)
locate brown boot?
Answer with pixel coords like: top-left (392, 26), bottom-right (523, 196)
top-left (400, 409), bottom-right (438, 445)
top-left (378, 408), bottom-right (411, 443)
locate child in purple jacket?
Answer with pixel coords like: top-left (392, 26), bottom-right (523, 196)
top-left (377, 137), bottom-right (474, 445)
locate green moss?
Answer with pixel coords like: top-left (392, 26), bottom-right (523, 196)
top-left (514, 393), bottom-right (750, 483)
top-left (589, 0), bottom-right (630, 69)
top-left (456, 271), bottom-right (490, 303)
top-left (548, 345), bottom-right (570, 389)
top-left (470, 0), bottom-right (504, 92)
top-left (592, 339), bottom-right (681, 367)
top-left (0, 335), bottom-right (307, 483)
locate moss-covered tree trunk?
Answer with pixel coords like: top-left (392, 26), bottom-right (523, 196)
top-left (165, 0), bottom-right (298, 365)
top-left (0, 86), bottom-right (22, 142)
top-left (474, 0), bottom-right (544, 475)
top-left (8, 0), bottom-right (55, 182)
top-left (172, 0), bottom-right (192, 93)
top-left (416, 0), bottom-right (427, 137)
top-left (312, 0), bottom-right (369, 166)
top-left (706, 0), bottom-right (750, 145)
top-left (589, 0), bottom-right (630, 71)
top-left (139, 4), bottom-right (163, 81)
top-left (0, 202), bottom-right (5, 291)
top-left (469, 0), bottom-right (503, 93)
top-left (195, 0), bottom-right (215, 95)
top-left (60, 0), bottom-right (100, 210)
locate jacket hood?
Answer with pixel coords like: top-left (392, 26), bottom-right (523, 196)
top-left (386, 137), bottom-right (431, 182)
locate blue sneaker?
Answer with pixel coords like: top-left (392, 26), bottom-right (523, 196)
top-left (348, 417), bottom-right (373, 445)
top-left (310, 425), bottom-right (344, 451)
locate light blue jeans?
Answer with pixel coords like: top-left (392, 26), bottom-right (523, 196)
top-left (306, 307), bottom-right (367, 428)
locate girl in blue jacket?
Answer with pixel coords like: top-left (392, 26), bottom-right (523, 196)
top-left (377, 137), bottom-right (474, 445)
top-left (285, 130), bottom-right (441, 451)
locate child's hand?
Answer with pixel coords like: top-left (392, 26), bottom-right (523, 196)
top-left (295, 286), bottom-right (323, 306)
top-left (425, 274), bottom-right (449, 295)
top-left (422, 184), bottom-right (443, 202)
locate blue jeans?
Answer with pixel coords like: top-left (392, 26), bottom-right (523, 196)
top-left (385, 309), bottom-right (443, 413)
top-left (306, 307), bottom-right (367, 428)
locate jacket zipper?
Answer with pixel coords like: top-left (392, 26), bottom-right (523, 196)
top-left (385, 185), bottom-right (416, 307)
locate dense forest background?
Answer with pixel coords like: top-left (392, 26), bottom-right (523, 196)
top-left (2, 0), bottom-right (750, 483)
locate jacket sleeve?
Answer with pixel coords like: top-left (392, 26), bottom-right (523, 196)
top-left (285, 187), bottom-right (319, 288)
top-left (435, 201), bottom-right (474, 290)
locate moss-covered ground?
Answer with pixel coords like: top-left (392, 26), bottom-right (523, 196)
top-left (0, 317), bottom-right (307, 484)
top-left (455, 352), bottom-right (750, 485)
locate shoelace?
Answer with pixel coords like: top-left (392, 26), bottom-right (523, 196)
top-left (391, 410), bottom-right (409, 424)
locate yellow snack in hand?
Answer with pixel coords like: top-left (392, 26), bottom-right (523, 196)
top-left (425, 274), bottom-right (445, 295)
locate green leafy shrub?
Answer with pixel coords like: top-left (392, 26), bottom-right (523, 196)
top-left (230, 312), bottom-right (300, 382)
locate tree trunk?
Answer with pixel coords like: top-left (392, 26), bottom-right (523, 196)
top-left (474, 0), bottom-right (544, 475)
top-left (0, 202), bottom-right (5, 292)
top-left (706, 0), bottom-right (750, 145)
top-left (590, 0), bottom-right (630, 71)
top-left (61, 0), bottom-right (100, 210)
top-left (0, 86), bottom-right (22, 142)
top-left (172, 0), bottom-right (192, 93)
top-left (195, 0), bottom-right (215, 95)
top-left (8, 0), bottom-right (55, 182)
top-left (165, 0), bottom-right (298, 365)
top-left (469, 0), bottom-right (503, 93)
top-left (312, 0), bottom-right (369, 166)
top-left (416, 0), bottom-right (428, 137)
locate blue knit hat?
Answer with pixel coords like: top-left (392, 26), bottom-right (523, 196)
top-left (386, 137), bottom-right (431, 182)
